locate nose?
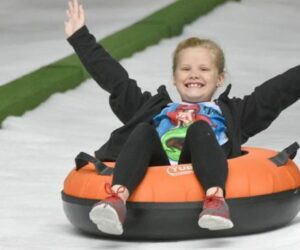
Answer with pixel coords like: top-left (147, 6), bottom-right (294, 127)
top-left (189, 70), bottom-right (199, 79)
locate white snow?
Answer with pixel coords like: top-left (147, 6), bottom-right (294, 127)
top-left (0, 0), bottom-right (299, 249)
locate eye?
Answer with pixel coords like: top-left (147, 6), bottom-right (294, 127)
top-left (200, 67), bottom-right (210, 72)
top-left (181, 67), bottom-right (190, 71)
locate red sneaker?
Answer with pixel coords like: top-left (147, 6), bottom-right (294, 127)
top-left (198, 194), bottom-right (234, 230)
top-left (89, 183), bottom-right (127, 235)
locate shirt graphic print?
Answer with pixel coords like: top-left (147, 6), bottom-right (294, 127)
top-left (153, 102), bottom-right (228, 164)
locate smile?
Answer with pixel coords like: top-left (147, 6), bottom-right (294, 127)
top-left (184, 82), bottom-right (204, 88)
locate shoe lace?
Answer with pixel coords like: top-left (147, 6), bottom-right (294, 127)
top-left (205, 195), bottom-right (223, 208)
top-left (204, 188), bottom-right (224, 208)
top-left (104, 182), bottom-right (126, 198)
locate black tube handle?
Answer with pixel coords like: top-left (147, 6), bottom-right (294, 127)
top-left (269, 142), bottom-right (299, 167)
top-left (75, 152), bottom-right (113, 175)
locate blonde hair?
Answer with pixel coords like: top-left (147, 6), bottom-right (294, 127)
top-left (172, 37), bottom-right (225, 74)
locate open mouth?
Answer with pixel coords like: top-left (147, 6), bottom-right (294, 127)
top-left (184, 82), bottom-right (205, 88)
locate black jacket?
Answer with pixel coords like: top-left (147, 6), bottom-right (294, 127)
top-left (68, 26), bottom-right (300, 161)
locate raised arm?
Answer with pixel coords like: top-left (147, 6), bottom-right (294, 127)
top-left (64, 0), bottom-right (152, 123)
top-left (234, 65), bottom-right (300, 143)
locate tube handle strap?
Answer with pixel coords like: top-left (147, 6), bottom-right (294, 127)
top-left (269, 142), bottom-right (299, 167)
top-left (75, 152), bottom-right (113, 175)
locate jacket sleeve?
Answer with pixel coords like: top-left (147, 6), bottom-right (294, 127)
top-left (236, 65), bottom-right (300, 143)
top-left (67, 26), bottom-right (152, 124)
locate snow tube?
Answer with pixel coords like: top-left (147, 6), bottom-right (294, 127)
top-left (61, 143), bottom-right (300, 240)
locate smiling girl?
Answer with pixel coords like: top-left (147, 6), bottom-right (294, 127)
top-left (65, 0), bottom-right (300, 235)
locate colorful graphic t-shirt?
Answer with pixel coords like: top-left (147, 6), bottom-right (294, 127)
top-left (153, 102), bottom-right (228, 164)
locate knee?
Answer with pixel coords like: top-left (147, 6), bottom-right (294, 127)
top-left (187, 120), bottom-right (214, 136)
top-left (132, 122), bottom-right (156, 137)
top-left (135, 122), bottom-right (155, 131)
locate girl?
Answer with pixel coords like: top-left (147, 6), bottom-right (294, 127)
top-left (65, 0), bottom-right (300, 235)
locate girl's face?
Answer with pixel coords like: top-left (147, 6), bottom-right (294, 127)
top-left (173, 47), bottom-right (224, 103)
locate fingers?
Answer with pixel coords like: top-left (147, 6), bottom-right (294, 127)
top-left (64, 0), bottom-right (85, 37)
top-left (79, 4), bottom-right (85, 22)
top-left (67, 0), bottom-right (80, 18)
top-left (68, 0), bottom-right (74, 15)
top-left (73, 0), bottom-right (79, 16)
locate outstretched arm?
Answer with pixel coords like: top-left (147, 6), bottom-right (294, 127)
top-left (65, 1), bottom-right (152, 124)
top-left (235, 65), bottom-right (300, 143)
top-left (64, 0), bottom-right (85, 38)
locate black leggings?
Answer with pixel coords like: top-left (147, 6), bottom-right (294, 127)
top-left (112, 121), bottom-right (229, 195)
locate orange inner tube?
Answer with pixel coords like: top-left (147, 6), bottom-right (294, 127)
top-left (63, 147), bottom-right (300, 202)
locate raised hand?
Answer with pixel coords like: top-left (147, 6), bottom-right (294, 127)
top-left (64, 0), bottom-right (85, 37)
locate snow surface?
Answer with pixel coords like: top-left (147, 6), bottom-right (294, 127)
top-left (0, 0), bottom-right (300, 249)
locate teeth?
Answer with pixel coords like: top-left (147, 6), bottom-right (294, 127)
top-left (187, 83), bottom-right (202, 88)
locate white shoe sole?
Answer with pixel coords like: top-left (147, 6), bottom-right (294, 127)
top-left (89, 203), bottom-right (123, 235)
top-left (198, 214), bottom-right (234, 230)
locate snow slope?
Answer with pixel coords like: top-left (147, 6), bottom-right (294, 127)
top-left (0, 0), bottom-right (299, 249)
